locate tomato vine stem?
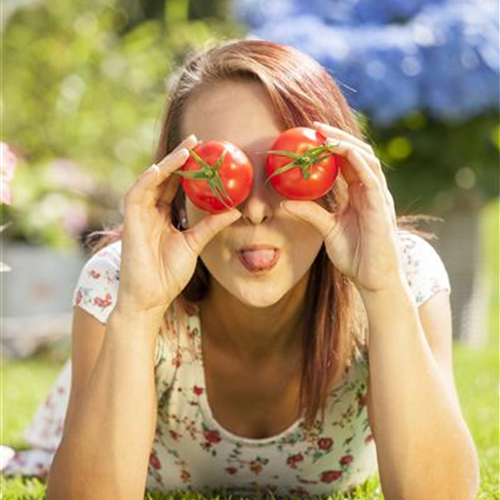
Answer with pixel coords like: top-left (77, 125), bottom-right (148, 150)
top-left (173, 149), bottom-right (235, 210)
top-left (262, 142), bottom-right (339, 186)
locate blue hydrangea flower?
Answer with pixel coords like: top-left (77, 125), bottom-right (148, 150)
top-left (231, 0), bottom-right (499, 125)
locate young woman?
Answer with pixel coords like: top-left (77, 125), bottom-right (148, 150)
top-left (8, 39), bottom-right (478, 499)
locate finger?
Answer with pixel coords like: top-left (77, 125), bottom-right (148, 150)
top-left (345, 145), bottom-right (390, 194)
top-left (125, 147), bottom-right (190, 208)
top-left (329, 139), bottom-right (397, 226)
top-left (154, 134), bottom-right (200, 202)
top-left (183, 209), bottom-right (243, 256)
top-left (327, 139), bottom-right (380, 190)
top-left (355, 150), bottom-right (397, 226)
top-left (316, 123), bottom-right (385, 187)
top-left (317, 130), bottom-right (396, 224)
top-left (126, 135), bottom-right (198, 208)
top-left (312, 121), bottom-right (373, 154)
top-left (280, 200), bottom-right (337, 240)
top-left (168, 134), bottom-right (199, 156)
top-left (331, 173), bottom-right (350, 213)
top-left (315, 125), bottom-right (397, 225)
top-left (313, 121), bottom-right (384, 183)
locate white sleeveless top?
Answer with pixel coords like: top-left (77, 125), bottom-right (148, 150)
top-left (8, 230), bottom-right (451, 497)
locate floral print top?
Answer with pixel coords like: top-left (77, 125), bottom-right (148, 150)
top-left (5, 230), bottom-right (451, 498)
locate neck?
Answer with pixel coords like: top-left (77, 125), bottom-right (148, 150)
top-left (199, 273), bottom-right (310, 367)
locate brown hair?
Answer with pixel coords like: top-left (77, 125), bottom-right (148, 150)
top-left (84, 39), bottom-right (440, 431)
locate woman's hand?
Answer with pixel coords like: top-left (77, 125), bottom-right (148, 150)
top-left (279, 121), bottom-right (403, 294)
top-left (117, 134), bottom-right (242, 316)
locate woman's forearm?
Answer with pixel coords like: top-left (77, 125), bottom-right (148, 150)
top-left (360, 279), bottom-right (479, 500)
top-left (46, 307), bottom-right (164, 500)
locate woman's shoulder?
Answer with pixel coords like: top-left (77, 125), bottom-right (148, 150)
top-left (71, 240), bottom-right (122, 325)
top-left (396, 229), bottom-right (451, 306)
top-left (70, 239), bottom-right (193, 365)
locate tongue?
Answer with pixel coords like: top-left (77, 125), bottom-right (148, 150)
top-left (240, 249), bottom-right (276, 269)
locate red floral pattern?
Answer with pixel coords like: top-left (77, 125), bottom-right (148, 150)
top-left (3, 234), bottom-right (452, 497)
top-left (318, 437), bottom-right (333, 450)
top-left (321, 469), bottom-right (343, 482)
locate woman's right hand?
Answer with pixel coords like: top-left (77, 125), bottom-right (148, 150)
top-left (116, 134), bottom-right (242, 317)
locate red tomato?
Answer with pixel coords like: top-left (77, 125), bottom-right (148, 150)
top-left (174, 141), bottom-right (253, 214)
top-left (264, 127), bottom-right (340, 200)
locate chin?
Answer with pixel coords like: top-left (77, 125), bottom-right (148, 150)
top-left (240, 290), bottom-right (286, 308)
top-left (217, 276), bottom-right (291, 308)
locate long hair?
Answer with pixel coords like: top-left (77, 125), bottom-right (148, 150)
top-left (84, 39), bottom-right (440, 431)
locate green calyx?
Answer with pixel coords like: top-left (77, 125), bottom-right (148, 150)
top-left (262, 142), bottom-right (339, 186)
top-left (173, 149), bottom-right (235, 210)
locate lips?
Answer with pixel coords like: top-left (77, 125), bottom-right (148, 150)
top-left (237, 246), bottom-right (280, 272)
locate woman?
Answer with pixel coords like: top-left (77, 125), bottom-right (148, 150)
top-left (7, 39), bottom-right (478, 499)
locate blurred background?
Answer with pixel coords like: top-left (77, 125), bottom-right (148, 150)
top-left (1, 0), bottom-right (498, 496)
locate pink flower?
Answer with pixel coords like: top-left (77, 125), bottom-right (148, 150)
top-left (320, 469), bottom-right (343, 483)
top-left (93, 293), bottom-right (112, 308)
top-left (317, 437), bottom-right (333, 450)
top-left (169, 430), bottom-right (181, 441)
top-left (286, 453), bottom-right (304, 469)
top-left (0, 142), bottom-right (18, 205)
top-left (61, 199), bottom-right (89, 237)
top-left (202, 429), bottom-right (221, 444)
top-left (364, 434), bottom-right (374, 443)
top-left (45, 159), bottom-right (96, 195)
top-left (180, 469), bottom-right (191, 483)
top-left (357, 392), bottom-right (367, 407)
top-left (149, 452), bottom-right (161, 470)
top-left (340, 454), bottom-right (354, 466)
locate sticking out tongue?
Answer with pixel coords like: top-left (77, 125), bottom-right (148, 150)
top-left (239, 249), bottom-right (277, 270)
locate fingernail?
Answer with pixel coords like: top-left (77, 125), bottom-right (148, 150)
top-left (182, 134), bottom-right (197, 145)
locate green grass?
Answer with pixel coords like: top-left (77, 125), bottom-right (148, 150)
top-left (1, 199), bottom-right (499, 500)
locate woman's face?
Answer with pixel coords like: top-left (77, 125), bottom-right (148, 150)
top-left (181, 80), bottom-right (324, 308)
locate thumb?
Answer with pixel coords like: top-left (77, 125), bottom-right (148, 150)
top-left (281, 201), bottom-right (337, 239)
top-left (186, 209), bottom-right (242, 255)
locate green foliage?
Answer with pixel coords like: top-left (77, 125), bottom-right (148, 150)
top-left (3, 0), bottom-right (245, 249)
top-left (369, 111), bottom-right (500, 215)
top-left (3, 0), bottom-right (498, 251)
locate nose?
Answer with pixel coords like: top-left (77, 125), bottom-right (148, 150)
top-left (237, 157), bottom-right (276, 225)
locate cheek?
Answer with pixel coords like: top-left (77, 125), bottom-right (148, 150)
top-left (286, 220), bottom-right (324, 265)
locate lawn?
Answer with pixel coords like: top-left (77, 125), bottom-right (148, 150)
top-left (1, 199), bottom-right (499, 500)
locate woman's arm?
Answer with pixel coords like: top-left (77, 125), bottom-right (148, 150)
top-left (361, 279), bottom-right (480, 500)
top-left (45, 306), bottom-right (165, 500)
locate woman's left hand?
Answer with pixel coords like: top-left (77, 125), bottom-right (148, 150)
top-left (280, 121), bottom-right (403, 294)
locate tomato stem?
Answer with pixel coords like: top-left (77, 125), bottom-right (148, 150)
top-left (173, 149), bottom-right (235, 209)
top-left (262, 142), bottom-right (339, 186)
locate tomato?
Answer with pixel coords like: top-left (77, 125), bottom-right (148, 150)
top-left (264, 127), bottom-right (340, 200)
top-left (174, 141), bottom-right (254, 214)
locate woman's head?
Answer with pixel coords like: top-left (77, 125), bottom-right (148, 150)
top-left (179, 79), bottom-right (324, 308)
top-left (152, 39), bottom-right (372, 427)
top-left (87, 39), bottom-right (431, 429)
top-left (159, 39), bottom-right (363, 308)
